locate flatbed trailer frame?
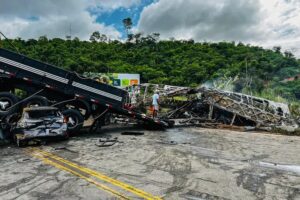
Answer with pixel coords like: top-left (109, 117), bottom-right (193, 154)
top-left (0, 48), bottom-right (167, 130)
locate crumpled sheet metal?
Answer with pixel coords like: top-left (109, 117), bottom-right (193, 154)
top-left (197, 87), bottom-right (296, 127)
top-left (22, 123), bottom-right (67, 139)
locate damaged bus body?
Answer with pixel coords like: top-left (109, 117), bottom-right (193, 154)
top-left (195, 87), bottom-right (298, 130)
top-left (128, 84), bottom-right (298, 132)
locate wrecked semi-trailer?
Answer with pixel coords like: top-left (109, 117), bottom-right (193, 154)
top-left (0, 48), bottom-right (168, 138)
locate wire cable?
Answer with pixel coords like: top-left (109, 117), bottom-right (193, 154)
top-left (5, 89), bottom-right (44, 111)
top-left (0, 31), bottom-right (20, 54)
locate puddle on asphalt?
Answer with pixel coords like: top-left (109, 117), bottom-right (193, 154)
top-left (258, 161), bottom-right (300, 175)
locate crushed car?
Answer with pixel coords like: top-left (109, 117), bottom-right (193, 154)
top-left (12, 106), bottom-right (68, 147)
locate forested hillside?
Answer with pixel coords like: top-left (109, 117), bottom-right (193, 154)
top-left (1, 33), bottom-right (299, 101)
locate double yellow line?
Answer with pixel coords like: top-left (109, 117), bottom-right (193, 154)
top-left (26, 147), bottom-right (162, 200)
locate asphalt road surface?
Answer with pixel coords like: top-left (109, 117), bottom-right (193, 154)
top-left (0, 127), bottom-right (299, 200)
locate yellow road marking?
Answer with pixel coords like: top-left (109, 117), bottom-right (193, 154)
top-left (27, 147), bottom-right (162, 200)
top-left (27, 149), bottom-right (130, 200)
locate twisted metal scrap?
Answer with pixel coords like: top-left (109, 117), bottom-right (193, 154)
top-left (197, 87), bottom-right (294, 127)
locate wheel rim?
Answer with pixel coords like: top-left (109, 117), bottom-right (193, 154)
top-left (0, 98), bottom-right (13, 111)
top-left (67, 116), bottom-right (78, 129)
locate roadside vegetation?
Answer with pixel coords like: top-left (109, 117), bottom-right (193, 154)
top-left (1, 32), bottom-right (299, 107)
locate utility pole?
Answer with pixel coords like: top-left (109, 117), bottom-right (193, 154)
top-left (245, 57), bottom-right (248, 82)
top-left (66, 23), bottom-right (72, 40)
top-left (69, 23), bottom-right (72, 39)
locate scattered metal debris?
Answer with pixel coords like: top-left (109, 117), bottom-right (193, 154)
top-left (54, 146), bottom-right (78, 153)
top-left (95, 137), bottom-right (118, 147)
top-left (124, 84), bottom-right (299, 133)
top-left (157, 140), bottom-right (178, 145)
top-left (121, 131), bottom-right (144, 136)
top-left (2, 83), bottom-right (298, 147)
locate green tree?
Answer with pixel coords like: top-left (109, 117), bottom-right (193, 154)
top-left (122, 18), bottom-right (133, 39)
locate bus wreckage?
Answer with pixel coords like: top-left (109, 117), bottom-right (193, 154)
top-left (126, 84), bottom-right (299, 133)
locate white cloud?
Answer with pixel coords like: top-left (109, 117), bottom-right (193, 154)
top-left (138, 0), bottom-right (266, 41)
top-left (90, 0), bottom-right (141, 10)
top-left (138, 0), bottom-right (300, 57)
top-left (2, 0), bottom-right (300, 57)
top-left (0, 0), bottom-right (139, 40)
top-left (0, 14), bottom-right (121, 40)
top-left (258, 0), bottom-right (300, 55)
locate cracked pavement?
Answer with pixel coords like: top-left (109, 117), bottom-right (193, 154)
top-left (0, 127), bottom-right (300, 200)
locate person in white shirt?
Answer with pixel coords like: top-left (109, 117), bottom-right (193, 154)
top-left (152, 91), bottom-right (159, 118)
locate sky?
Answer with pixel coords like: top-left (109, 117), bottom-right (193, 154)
top-left (0, 0), bottom-right (300, 57)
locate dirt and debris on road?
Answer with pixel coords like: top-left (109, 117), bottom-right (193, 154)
top-left (1, 127), bottom-right (299, 200)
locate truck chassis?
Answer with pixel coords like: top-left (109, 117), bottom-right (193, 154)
top-left (0, 48), bottom-right (167, 134)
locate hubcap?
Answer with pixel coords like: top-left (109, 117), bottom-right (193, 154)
top-left (0, 100), bottom-right (10, 110)
top-left (68, 117), bottom-right (76, 127)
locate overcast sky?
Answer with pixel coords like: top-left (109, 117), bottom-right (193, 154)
top-left (1, 0), bottom-right (300, 57)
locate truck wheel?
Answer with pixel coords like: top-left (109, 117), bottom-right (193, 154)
top-left (62, 109), bottom-right (84, 133)
top-left (23, 95), bottom-right (49, 108)
top-left (2, 113), bottom-right (20, 132)
top-left (63, 99), bottom-right (91, 120)
top-left (0, 92), bottom-right (19, 117)
top-left (74, 99), bottom-right (92, 120)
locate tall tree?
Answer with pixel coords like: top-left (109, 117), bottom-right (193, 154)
top-left (122, 18), bottom-right (133, 39)
top-left (89, 31), bottom-right (107, 43)
top-left (90, 31), bottom-right (100, 42)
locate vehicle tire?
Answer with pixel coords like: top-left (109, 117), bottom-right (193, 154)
top-left (1, 113), bottom-right (20, 132)
top-left (23, 95), bottom-right (49, 108)
top-left (76, 99), bottom-right (92, 120)
top-left (62, 109), bottom-right (84, 133)
top-left (0, 92), bottom-right (19, 117)
top-left (62, 99), bottom-right (91, 120)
